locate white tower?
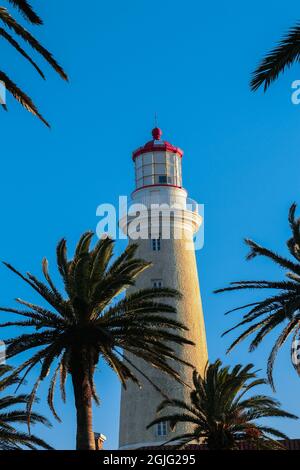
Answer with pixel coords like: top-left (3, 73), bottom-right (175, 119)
top-left (119, 127), bottom-right (208, 449)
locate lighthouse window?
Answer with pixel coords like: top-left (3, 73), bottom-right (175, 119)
top-left (136, 178), bottom-right (143, 188)
top-left (144, 176), bottom-right (153, 185)
top-left (177, 162), bottom-right (182, 182)
top-left (143, 153), bottom-right (153, 165)
top-left (152, 279), bottom-right (163, 288)
top-left (152, 238), bottom-right (161, 251)
top-left (158, 175), bottom-right (167, 184)
top-left (156, 164), bottom-right (166, 174)
top-left (167, 162), bottom-right (175, 177)
top-left (136, 156), bottom-right (143, 168)
top-left (156, 421), bottom-right (167, 437)
top-left (144, 165), bottom-right (153, 176)
top-left (134, 151), bottom-right (182, 189)
top-left (154, 152), bottom-right (165, 164)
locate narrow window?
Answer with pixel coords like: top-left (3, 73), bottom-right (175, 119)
top-left (152, 279), bottom-right (163, 288)
top-left (156, 421), bottom-right (167, 437)
top-left (151, 238), bottom-right (161, 251)
top-left (158, 175), bottom-right (167, 184)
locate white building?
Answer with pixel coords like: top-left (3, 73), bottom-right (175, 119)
top-left (119, 127), bottom-right (208, 449)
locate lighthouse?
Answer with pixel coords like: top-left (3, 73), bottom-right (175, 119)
top-left (118, 128), bottom-right (208, 449)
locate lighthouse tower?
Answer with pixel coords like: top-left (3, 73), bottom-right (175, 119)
top-left (119, 128), bottom-right (208, 449)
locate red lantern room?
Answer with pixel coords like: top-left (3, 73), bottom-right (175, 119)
top-left (132, 128), bottom-right (183, 191)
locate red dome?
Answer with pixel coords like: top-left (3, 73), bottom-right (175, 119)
top-left (132, 128), bottom-right (183, 160)
top-left (152, 127), bottom-right (163, 140)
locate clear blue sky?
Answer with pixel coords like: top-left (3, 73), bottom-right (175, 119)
top-left (1, 0), bottom-right (300, 450)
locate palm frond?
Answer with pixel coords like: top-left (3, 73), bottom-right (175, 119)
top-left (0, 365), bottom-right (52, 449)
top-left (149, 360), bottom-right (297, 450)
top-left (0, 233), bottom-right (191, 450)
top-left (267, 316), bottom-right (300, 390)
top-left (0, 70), bottom-right (49, 125)
top-left (251, 23), bottom-right (300, 91)
top-left (217, 204), bottom-right (300, 387)
top-left (7, 0), bottom-right (42, 25)
top-left (0, 7), bottom-right (68, 80)
top-left (0, 27), bottom-right (45, 78)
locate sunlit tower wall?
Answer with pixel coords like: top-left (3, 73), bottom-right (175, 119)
top-left (119, 128), bottom-right (208, 449)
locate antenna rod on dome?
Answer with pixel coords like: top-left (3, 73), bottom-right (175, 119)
top-left (154, 112), bottom-right (158, 128)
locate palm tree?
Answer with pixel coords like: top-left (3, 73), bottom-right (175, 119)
top-left (148, 360), bottom-right (297, 450)
top-left (215, 204), bottom-right (300, 389)
top-left (0, 364), bottom-right (52, 450)
top-left (251, 22), bottom-right (300, 91)
top-left (0, 0), bottom-right (67, 125)
top-left (0, 232), bottom-right (194, 450)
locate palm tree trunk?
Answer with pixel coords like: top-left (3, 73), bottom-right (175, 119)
top-left (71, 361), bottom-right (95, 450)
top-left (207, 432), bottom-right (234, 450)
